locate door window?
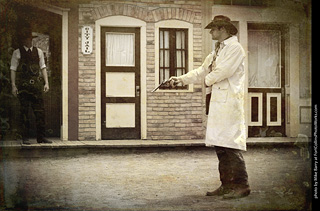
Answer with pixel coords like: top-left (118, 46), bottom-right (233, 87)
top-left (248, 30), bottom-right (281, 88)
top-left (105, 33), bottom-right (135, 66)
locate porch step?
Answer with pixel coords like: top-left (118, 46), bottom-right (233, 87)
top-left (0, 137), bottom-right (310, 149)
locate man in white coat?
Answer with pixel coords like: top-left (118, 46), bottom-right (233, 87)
top-left (170, 15), bottom-right (250, 199)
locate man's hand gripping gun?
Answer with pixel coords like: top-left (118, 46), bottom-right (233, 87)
top-left (151, 78), bottom-right (180, 92)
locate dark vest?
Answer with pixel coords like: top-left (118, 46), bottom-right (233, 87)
top-left (18, 47), bottom-right (40, 75)
top-left (16, 47), bottom-right (41, 86)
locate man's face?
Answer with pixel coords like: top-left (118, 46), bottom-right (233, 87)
top-left (22, 36), bottom-right (33, 48)
top-left (210, 27), bottom-right (223, 40)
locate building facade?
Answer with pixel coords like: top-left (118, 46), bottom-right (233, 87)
top-left (1, 0), bottom-right (311, 141)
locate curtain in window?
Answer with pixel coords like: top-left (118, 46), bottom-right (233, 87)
top-left (176, 31), bottom-right (186, 77)
top-left (159, 29), bottom-right (187, 83)
top-left (248, 30), bottom-right (280, 88)
top-left (105, 33), bottom-right (134, 66)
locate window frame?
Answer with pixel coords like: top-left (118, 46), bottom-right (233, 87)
top-left (159, 28), bottom-right (188, 90)
top-left (154, 20), bottom-right (194, 93)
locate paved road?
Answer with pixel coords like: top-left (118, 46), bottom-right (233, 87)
top-left (0, 146), bottom-right (312, 210)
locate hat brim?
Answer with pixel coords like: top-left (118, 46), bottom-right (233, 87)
top-left (205, 21), bottom-right (238, 35)
top-left (18, 33), bottom-right (38, 40)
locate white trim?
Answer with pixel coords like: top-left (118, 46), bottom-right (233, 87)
top-left (248, 93), bottom-right (263, 126)
top-left (154, 20), bottom-right (194, 92)
top-left (95, 16), bottom-right (147, 140)
top-left (267, 93), bottom-right (282, 126)
top-left (61, 10), bottom-right (68, 141)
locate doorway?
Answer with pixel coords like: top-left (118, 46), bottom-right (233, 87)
top-left (1, 3), bottom-right (62, 140)
top-left (247, 23), bottom-right (287, 137)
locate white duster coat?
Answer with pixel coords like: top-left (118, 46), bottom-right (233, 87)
top-left (179, 36), bottom-right (247, 151)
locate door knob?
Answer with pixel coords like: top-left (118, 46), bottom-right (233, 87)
top-left (136, 86), bottom-right (140, 97)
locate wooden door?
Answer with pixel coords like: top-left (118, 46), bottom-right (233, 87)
top-left (247, 23), bottom-right (287, 137)
top-left (101, 27), bottom-right (140, 140)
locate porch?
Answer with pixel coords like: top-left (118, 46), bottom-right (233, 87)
top-left (0, 137), bottom-right (310, 149)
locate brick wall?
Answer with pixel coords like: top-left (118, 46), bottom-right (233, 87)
top-left (78, 0), bottom-right (205, 140)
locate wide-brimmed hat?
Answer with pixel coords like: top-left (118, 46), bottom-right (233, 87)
top-left (17, 26), bottom-right (37, 40)
top-left (205, 15), bottom-right (238, 35)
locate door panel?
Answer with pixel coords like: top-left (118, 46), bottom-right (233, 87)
top-left (105, 72), bottom-right (136, 97)
top-left (101, 27), bottom-right (140, 140)
top-left (105, 103), bottom-right (135, 128)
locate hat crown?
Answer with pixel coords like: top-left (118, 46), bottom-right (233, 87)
top-left (18, 27), bottom-right (33, 40)
top-left (205, 15), bottom-right (238, 35)
top-left (213, 15), bottom-right (231, 22)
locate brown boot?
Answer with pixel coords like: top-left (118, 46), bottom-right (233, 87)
top-left (206, 185), bottom-right (232, 196)
top-left (222, 186), bottom-right (251, 199)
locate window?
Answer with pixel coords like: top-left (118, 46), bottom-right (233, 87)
top-left (105, 33), bottom-right (135, 66)
top-left (159, 28), bottom-right (188, 90)
top-left (248, 29), bottom-right (281, 88)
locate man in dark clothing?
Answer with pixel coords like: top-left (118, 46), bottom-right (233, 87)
top-left (10, 27), bottom-right (52, 145)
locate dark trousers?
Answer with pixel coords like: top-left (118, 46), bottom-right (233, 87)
top-left (215, 146), bottom-right (249, 188)
top-left (18, 85), bottom-right (45, 140)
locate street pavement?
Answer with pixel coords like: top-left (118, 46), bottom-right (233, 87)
top-left (0, 145), bottom-right (312, 210)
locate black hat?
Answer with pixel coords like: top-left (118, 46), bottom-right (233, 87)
top-left (205, 15), bottom-right (238, 35)
top-left (17, 24), bottom-right (37, 40)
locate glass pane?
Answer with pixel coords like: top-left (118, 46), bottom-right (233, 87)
top-left (160, 69), bottom-right (164, 82)
top-left (160, 50), bottom-right (163, 67)
top-left (165, 50), bottom-right (169, 67)
top-left (182, 51), bottom-right (185, 68)
top-left (160, 68), bottom-right (170, 82)
top-left (160, 31), bottom-right (163, 48)
top-left (165, 68), bottom-right (170, 80)
top-left (248, 30), bottom-right (280, 88)
top-left (176, 31), bottom-right (181, 49)
top-left (176, 51), bottom-right (181, 68)
top-left (164, 31), bottom-right (169, 49)
top-left (106, 33), bottom-right (134, 66)
top-left (181, 31), bottom-right (185, 49)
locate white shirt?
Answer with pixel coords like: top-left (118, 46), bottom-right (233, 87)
top-left (10, 46), bottom-right (46, 71)
top-left (205, 36), bottom-right (245, 87)
top-left (179, 36), bottom-right (245, 87)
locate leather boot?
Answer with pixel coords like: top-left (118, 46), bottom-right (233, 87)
top-left (223, 186), bottom-right (251, 199)
top-left (206, 185), bottom-right (232, 196)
